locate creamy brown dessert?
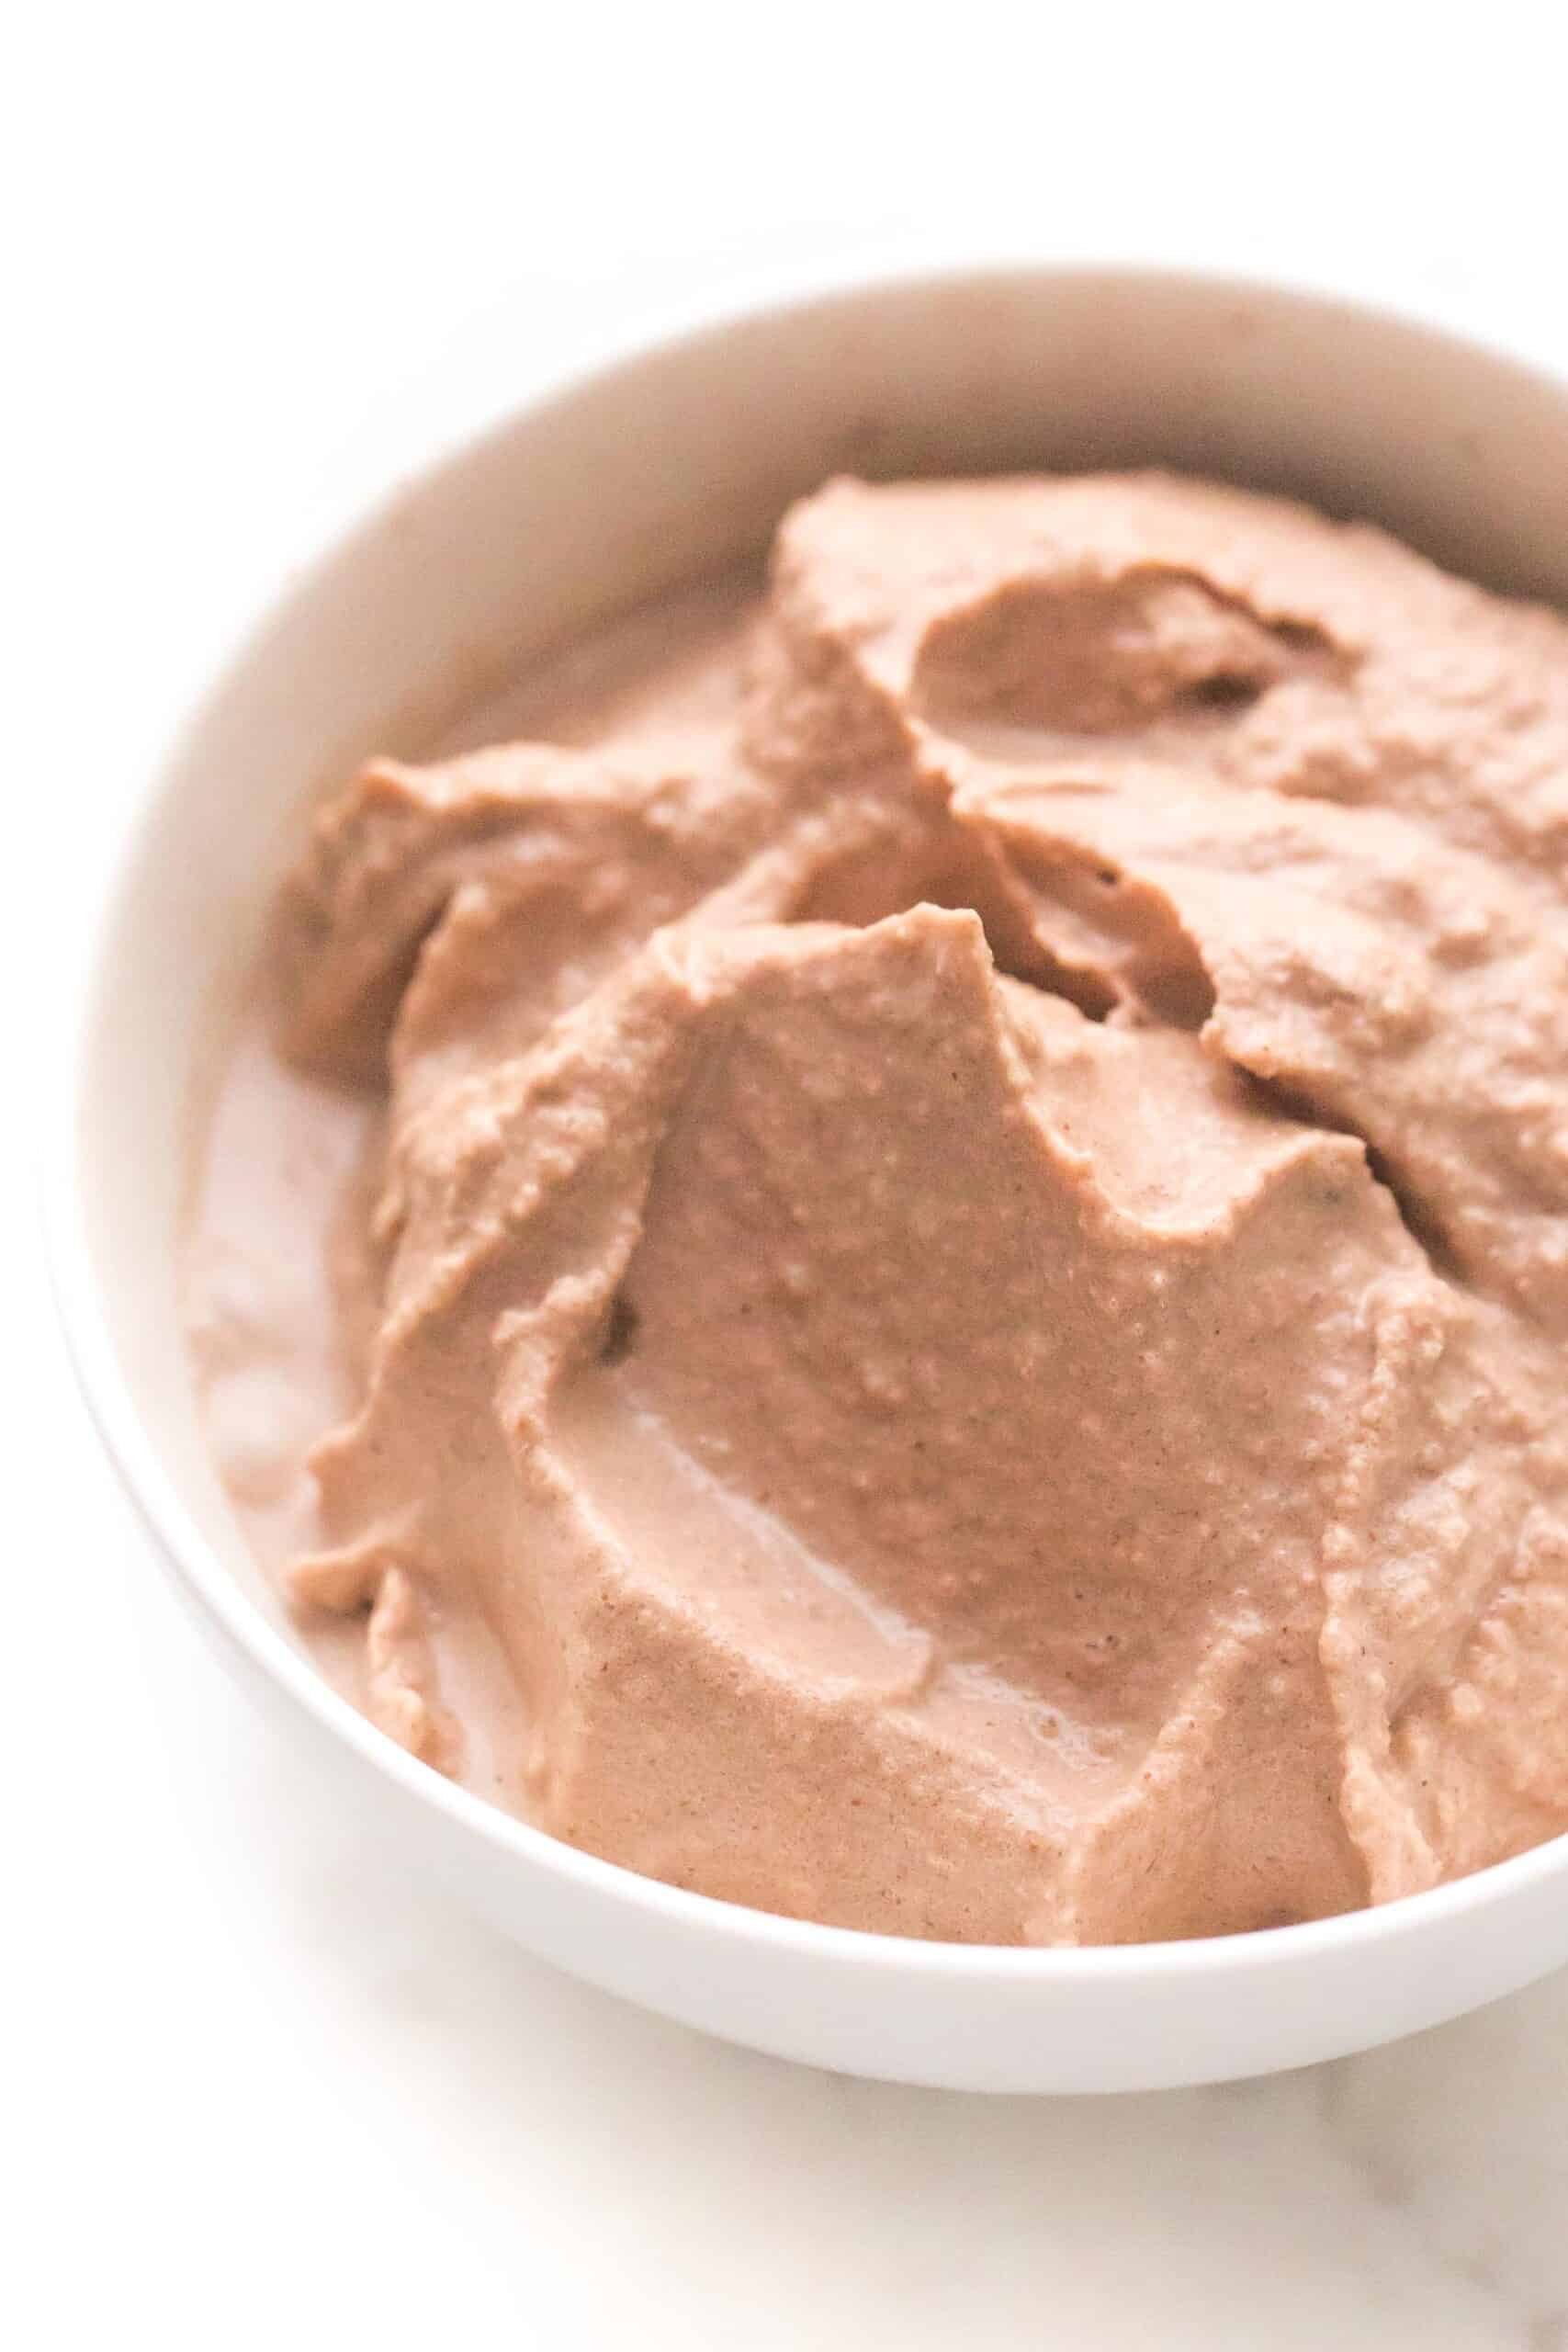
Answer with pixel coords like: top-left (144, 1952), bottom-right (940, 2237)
top-left (187, 471), bottom-right (1568, 1944)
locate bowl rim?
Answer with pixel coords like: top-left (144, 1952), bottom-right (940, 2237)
top-left (50, 251), bottom-right (1568, 1988)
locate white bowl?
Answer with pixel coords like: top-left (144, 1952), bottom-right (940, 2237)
top-left (53, 264), bottom-right (1568, 2094)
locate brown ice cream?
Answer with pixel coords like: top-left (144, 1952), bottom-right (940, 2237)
top-left (186, 473), bottom-right (1568, 1944)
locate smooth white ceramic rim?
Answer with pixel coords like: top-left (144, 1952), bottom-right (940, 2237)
top-left (49, 256), bottom-right (1568, 2083)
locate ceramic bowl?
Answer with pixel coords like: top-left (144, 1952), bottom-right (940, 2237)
top-left (53, 263), bottom-right (1568, 2092)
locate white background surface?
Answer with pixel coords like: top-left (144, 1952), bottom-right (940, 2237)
top-left (10, 7), bottom-right (1568, 2344)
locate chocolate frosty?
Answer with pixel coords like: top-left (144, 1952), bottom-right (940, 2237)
top-left (188, 474), bottom-right (1568, 1942)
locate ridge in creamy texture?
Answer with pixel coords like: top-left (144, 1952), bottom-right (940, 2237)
top-left (187, 472), bottom-right (1568, 1944)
